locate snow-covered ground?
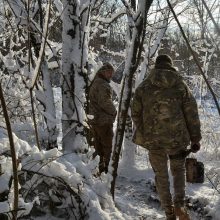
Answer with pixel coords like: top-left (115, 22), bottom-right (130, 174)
top-left (116, 146), bottom-right (220, 220)
top-left (114, 104), bottom-right (220, 220)
top-left (0, 103), bottom-right (220, 219)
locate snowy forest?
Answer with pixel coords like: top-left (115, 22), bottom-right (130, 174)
top-left (0, 0), bottom-right (220, 219)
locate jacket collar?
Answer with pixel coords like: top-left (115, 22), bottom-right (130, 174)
top-left (98, 74), bottom-right (110, 83)
top-left (155, 62), bottom-right (177, 72)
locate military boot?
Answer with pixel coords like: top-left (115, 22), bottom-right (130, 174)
top-left (165, 206), bottom-right (176, 220)
top-left (174, 207), bottom-right (190, 220)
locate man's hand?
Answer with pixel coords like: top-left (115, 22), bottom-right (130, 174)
top-left (191, 142), bottom-right (200, 153)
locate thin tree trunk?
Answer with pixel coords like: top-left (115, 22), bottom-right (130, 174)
top-left (0, 83), bottom-right (18, 220)
top-left (135, 14), bottom-right (169, 88)
top-left (27, 0), bottom-right (41, 150)
top-left (28, 0), bottom-right (55, 149)
top-left (120, 13), bottom-right (169, 173)
top-left (30, 0), bottom-right (51, 89)
top-left (62, 0), bottom-right (92, 152)
top-left (30, 89), bottom-right (41, 150)
top-left (119, 0), bottom-right (137, 173)
top-left (32, 0), bottom-right (58, 149)
top-left (120, 116), bottom-right (136, 172)
top-left (110, 0), bottom-right (153, 199)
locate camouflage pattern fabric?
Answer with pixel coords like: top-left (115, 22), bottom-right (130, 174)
top-left (131, 67), bottom-right (201, 154)
top-left (89, 75), bottom-right (116, 126)
top-left (91, 124), bottom-right (113, 173)
top-left (149, 149), bottom-right (186, 211)
top-left (89, 75), bottom-right (116, 173)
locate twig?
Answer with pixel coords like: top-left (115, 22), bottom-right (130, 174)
top-left (205, 172), bottom-right (220, 194)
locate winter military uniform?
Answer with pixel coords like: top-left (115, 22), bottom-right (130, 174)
top-left (131, 55), bottom-right (201, 220)
top-left (89, 64), bottom-right (116, 173)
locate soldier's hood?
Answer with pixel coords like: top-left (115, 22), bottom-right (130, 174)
top-left (96, 74), bottom-right (111, 83)
top-left (148, 67), bottom-right (182, 88)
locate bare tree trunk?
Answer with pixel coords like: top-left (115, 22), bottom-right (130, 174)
top-left (110, 0), bottom-right (153, 199)
top-left (27, 0), bottom-right (41, 151)
top-left (61, 0), bottom-right (77, 152)
top-left (119, 0), bottom-right (137, 176)
top-left (30, 89), bottom-right (41, 151)
top-left (35, 61), bottom-right (58, 149)
top-left (120, 13), bottom-right (169, 174)
top-left (120, 116), bottom-right (136, 172)
top-left (0, 83), bottom-right (18, 220)
top-left (7, 0), bottom-right (57, 149)
top-left (62, 0), bottom-right (92, 152)
top-left (135, 14), bottom-right (169, 88)
top-left (29, 0), bottom-right (58, 149)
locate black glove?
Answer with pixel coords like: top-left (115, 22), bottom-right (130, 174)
top-left (191, 143), bottom-right (200, 153)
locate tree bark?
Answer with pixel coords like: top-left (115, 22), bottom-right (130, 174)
top-left (62, 0), bottom-right (92, 152)
top-left (0, 83), bottom-right (18, 220)
top-left (110, 0), bottom-right (153, 199)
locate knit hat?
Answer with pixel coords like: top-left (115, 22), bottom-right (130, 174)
top-left (97, 62), bottom-right (114, 75)
top-left (155, 54), bottom-right (173, 68)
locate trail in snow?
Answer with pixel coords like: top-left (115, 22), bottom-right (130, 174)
top-left (115, 176), bottom-right (165, 220)
top-left (115, 148), bottom-right (215, 220)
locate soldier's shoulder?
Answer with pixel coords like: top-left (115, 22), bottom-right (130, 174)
top-left (94, 77), bottom-right (104, 84)
top-left (136, 79), bottom-right (150, 91)
top-left (133, 80), bottom-right (149, 98)
top-left (175, 78), bottom-right (188, 89)
top-left (96, 80), bottom-right (112, 95)
top-left (93, 77), bottom-right (108, 87)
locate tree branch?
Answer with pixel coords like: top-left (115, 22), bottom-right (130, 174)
top-left (167, 0), bottom-right (220, 116)
top-left (201, 0), bottom-right (220, 36)
top-left (30, 0), bottom-right (52, 89)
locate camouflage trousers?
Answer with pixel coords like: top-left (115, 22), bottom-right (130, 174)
top-left (91, 124), bottom-right (113, 173)
top-left (148, 149), bottom-right (186, 212)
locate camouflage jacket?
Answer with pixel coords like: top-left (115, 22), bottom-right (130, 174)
top-left (131, 67), bottom-right (201, 154)
top-left (89, 75), bottom-right (116, 125)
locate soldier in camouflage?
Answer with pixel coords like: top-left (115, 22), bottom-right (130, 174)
top-left (89, 63), bottom-right (116, 174)
top-left (131, 55), bottom-right (201, 220)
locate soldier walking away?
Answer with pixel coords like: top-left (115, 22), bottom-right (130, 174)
top-left (89, 63), bottom-right (117, 174)
top-left (131, 54), bottom-right (202, 220)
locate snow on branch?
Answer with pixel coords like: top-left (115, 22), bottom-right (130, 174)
top-left (6, 0), bottom-right (27, 25)
top-left (54, 0), bottom-right (63, 14)
top-left (201, 0), bottom-right (220, 36)
top-left (93, 8), bottom-right (126, 24)
top-left (29, 0), bottom-right (51, 89)
top-left (121, 0), bottom-right (134, 18)
top-left (79, 0), bottom-right (97, 15)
